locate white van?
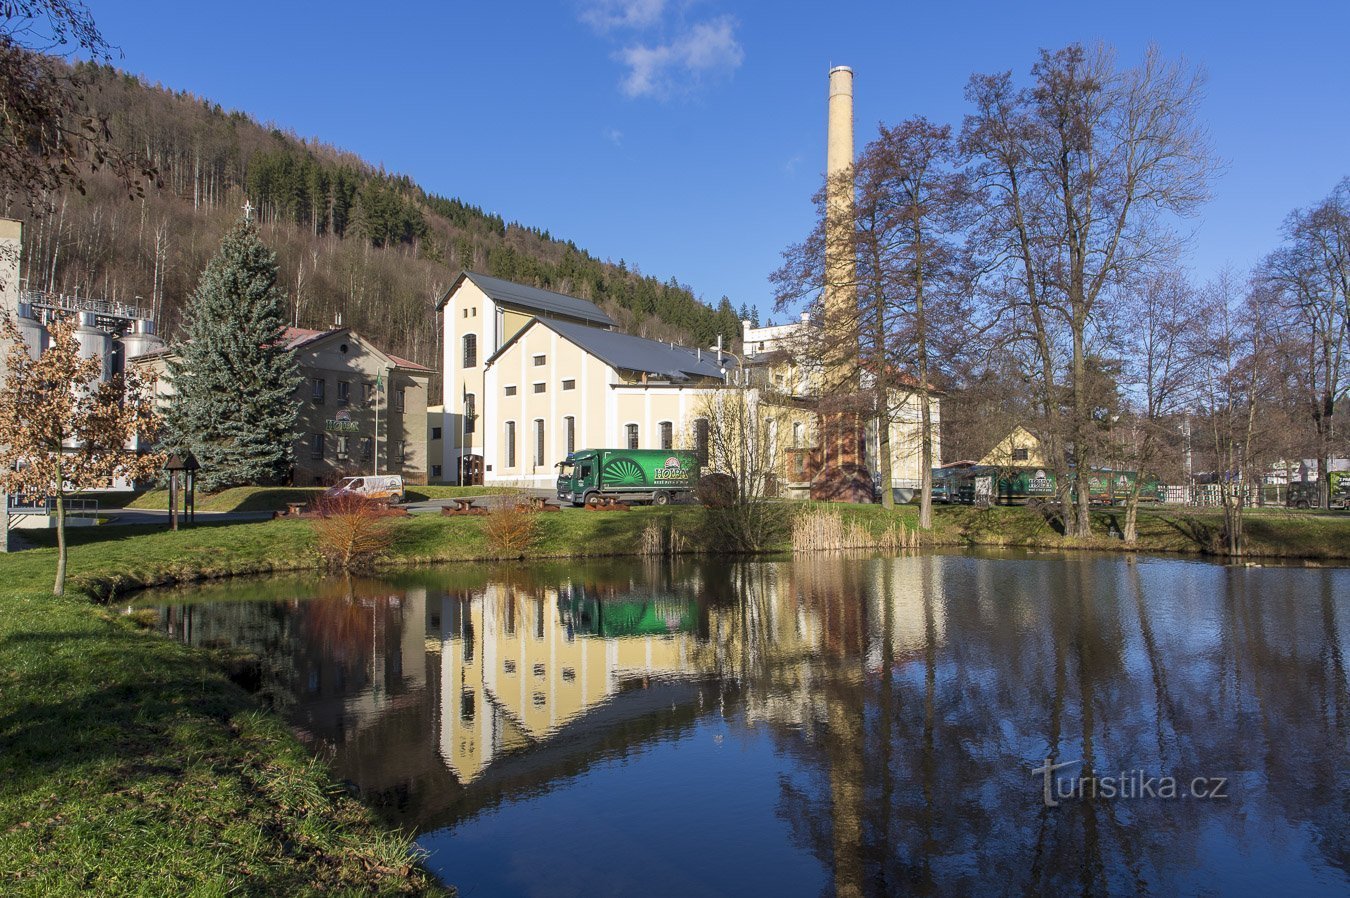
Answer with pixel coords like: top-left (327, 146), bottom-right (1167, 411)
top-left (326, 474), bottom-right (404, 503)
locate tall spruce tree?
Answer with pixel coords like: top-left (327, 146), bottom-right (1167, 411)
top-left (165, 216), bottom-right (300, 490)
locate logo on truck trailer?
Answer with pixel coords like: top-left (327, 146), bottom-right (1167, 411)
top-left (655, 456), bottom-right (690, 482)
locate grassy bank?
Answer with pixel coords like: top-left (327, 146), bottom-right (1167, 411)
top-left (0, 548), bottom-right (448, 895)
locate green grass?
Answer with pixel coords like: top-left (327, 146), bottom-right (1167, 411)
top-left (0, 538), bottom-right (448, 895)
top-left (124, 484), bottom-right (525, 513)
top-left (126, 486), bottom-right (326, 513)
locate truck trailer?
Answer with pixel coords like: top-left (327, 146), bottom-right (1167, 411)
top-left (556, 449), bottom-right (701, 506)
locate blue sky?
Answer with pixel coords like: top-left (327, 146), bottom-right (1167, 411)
top-left (94, 0), bottom-right (1350, 319)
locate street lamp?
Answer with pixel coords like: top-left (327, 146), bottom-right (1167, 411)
top-left (164, 451), bottom-right (200, 531)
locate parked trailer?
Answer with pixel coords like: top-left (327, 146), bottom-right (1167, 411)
top-left (1288, 472), bottom-right (1350, 509)
top-left (556, 449), bottom-right (701, 506)
top-left (945, 467), bottom-right (1158, 506)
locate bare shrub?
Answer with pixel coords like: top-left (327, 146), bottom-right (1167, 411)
top-left (311, 493), bottom-right (394, 570)
top-left (640, 514), bottom-right (693, 556)
top-left (792, 509), bottom-right (917, 553)
top-left (484, 504), bottom-right (540, 557)
top-left (695, 472), bottom-right (737, 509)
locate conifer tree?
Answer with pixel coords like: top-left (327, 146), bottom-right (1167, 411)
top-left (165, 215), bottom-right (300, 490)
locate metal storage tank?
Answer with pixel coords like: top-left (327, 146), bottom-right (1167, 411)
top-left (120, 318), bottom-right (165, 361)
top-left (74, 311), bottom-right (112, 383)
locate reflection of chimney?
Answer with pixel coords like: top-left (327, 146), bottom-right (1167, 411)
top-left (824, 66), bottom-right (855, 387)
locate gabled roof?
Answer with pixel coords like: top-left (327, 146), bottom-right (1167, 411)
top-left (436, 271), bottom-right (615, 328)
top-left (135, 327), bottom-right (431, 373)
top-left (284, 327), bottom-right (432, 372)
top-left (487, 317), bottom-right (726, 382)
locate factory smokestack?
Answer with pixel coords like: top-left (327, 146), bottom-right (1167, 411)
top-left (823, 65), bottom-right (855, 389)
top-left (826, 65), bottom-right (853, 186)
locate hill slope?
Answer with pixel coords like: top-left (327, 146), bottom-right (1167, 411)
top-left (2, 60), bottom-right (745, 397)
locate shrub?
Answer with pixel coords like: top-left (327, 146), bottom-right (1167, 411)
top-left (484, 504), bottom-right (540, 557)
top-left (791, 509), bottom-right (917, 553)
top-left (310, 493), bottom-right (394, 570)
top-left (695, 472), bottom-right (737, 509)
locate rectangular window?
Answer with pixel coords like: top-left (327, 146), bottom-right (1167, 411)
top-left (431, 464), bottom-right (442, 479)
top-left (362, 437), bottom-right (373, 460)
top-left (532, 382), bottom-right (545, 394)
top-left (311, 377), bottom-right (325, 403)
top-left (504, 385), bottom-right (517, 396)
top-left (394, 387), bottom-right (405, 413)
top-left (397, 440), bottom-right (407, 463)
top-left (336, 436), bottom-right (349, 459)
top-left (337, 381), bottom-right (350, 405)
top-left (694, 418), bottom-right (709, 465)
top-left (626, 423), bottom-right (639, 450)
top-left (311, 432), bottom-right (325, 459)
top-left (1013, 447), bottom-right (1030, 462)
top-left (362, 382), bottom-right (374, 404)
top-left (659, 421), bottom-right (673, 450)
top-left (562, 379), bottom-right (576, 390)
top-left (533, 354), bottom-right (546, 366)
top-left (534, 420), bottom-right (545, 467)
top-left (464, 394), bottom-right (476, 434)
top-left (505, 421), bottom-right (516, 468)
top-left (564, 416), bottom-right (575, 455)
top-left (431, 426), bottom-right (443, 440)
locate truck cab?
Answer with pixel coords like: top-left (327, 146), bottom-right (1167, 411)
top-left (556, 452), bottom-right (598, 505)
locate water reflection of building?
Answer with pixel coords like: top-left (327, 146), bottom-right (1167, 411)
top-left (438, 580), bottom-right (707, 783)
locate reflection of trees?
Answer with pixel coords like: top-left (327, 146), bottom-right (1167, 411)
top-left (149, 555), bottom-right (1350, 892)
top-left (765, 554), bottom-right (1350, 896)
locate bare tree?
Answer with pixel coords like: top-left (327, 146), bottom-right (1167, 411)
top-left (962, 43), bottom-right (1215, 537)
top-left (694, 384), bottom-right (787, 551)
top-left (1116, 270), bottom-right (1198, 540)
top-left (1189, 274), bottom-right (1272, 556)
top-left (773, 119), bottom-right (970, 521)
top-left (1259, 179), bottom-right (1349, 506)
top-left (0, 1), bottom-right (150, 205)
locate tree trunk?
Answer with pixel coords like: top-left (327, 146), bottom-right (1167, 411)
top-left (1123, 483), bottom-right (1139, 544)
top-left (54, 490), bottom-right (66, 596)
top-left (877, 398), bottom-right (894, 509)
top-left (918, 393), bottom-right (933, 529)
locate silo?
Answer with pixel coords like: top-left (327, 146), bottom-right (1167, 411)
top-left (74, 311), bottom-right (112, 384)
top-left (120, 317), bottom-right (165, 362)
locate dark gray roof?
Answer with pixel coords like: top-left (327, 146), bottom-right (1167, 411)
top-left (504, 317), bottom-right (727, 381)
top-left (441, 271), bottom-right (615, 328)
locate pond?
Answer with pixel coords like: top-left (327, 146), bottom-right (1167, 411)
top-left (137, 551), bottom-right (1350, 897)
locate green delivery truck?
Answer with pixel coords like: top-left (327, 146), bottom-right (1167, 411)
top-left (556, 448), bottom-right (701, 506)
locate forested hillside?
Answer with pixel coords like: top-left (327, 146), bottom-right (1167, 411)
top-left (1, 61), bottom-right (745, 397)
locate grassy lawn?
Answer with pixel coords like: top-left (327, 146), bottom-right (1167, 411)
top-left (123, 484), bottom-right (524, 513)
top-left (0, 530), bottom-right (447, 896)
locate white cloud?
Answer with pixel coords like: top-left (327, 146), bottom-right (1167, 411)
top-left (616, 15), bottom-right (743, 100)
top-left (604, 127), bottom-right (624, 145)
top-left (579, 0), bottom-right (667, 32)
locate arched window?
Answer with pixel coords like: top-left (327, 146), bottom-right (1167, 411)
top-left (659, 421), bottom-right (673, 450)
top-left (626, 423), bottom-right (639, 449)
top-left (462, 333), bottom-right (477, 368)
top-left (534, 419), bottom-right (545, 467)
top-left (505, 421), bottom-right (516, 468)
top-left (564, 416), bottom-right (575, 454)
